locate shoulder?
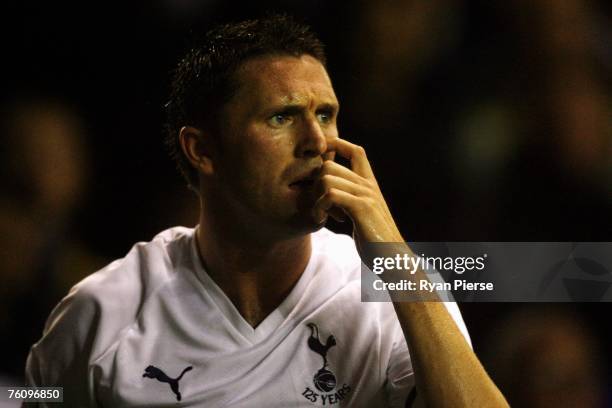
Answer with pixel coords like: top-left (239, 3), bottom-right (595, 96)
top-left (61, 226), bottom-right (193, 328)
top-left (71, 226), bottom-right (194, 307)
top-left (27, 227), bottom-right (195, 386)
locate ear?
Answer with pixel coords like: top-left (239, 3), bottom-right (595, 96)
top-left (179, 126), bottom-right (215, 177)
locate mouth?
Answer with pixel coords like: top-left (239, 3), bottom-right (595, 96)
top-left (289, 178), bottom-right (316, 190)
top-left (288, 169), bottom-right (319, 191)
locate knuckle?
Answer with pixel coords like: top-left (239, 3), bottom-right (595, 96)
top-left (354, 145), bottom-right (366, 156)
top-left (363, 178), bottom-right (375, 189)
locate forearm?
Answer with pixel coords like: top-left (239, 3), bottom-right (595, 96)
top-left (392, 300), bottom-right (508, 408)
top-left (366, 241), bottom-right (507, 406)
top-left (311, 139), bottom-right (507, 406)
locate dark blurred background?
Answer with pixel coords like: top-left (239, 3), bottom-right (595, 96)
top-left (1, 0), bottom-right (611, 406)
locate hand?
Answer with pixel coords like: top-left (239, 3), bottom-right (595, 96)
top-left (312, 138), bottom-right (404, 253)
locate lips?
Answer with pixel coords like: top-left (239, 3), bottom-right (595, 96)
top-left (289, 169), bottom-right (319, 190)
top-left (289, 177), bottom-right (315, 190)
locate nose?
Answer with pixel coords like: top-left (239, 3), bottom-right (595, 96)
top-left (296, 117), bottom-right (329, 158)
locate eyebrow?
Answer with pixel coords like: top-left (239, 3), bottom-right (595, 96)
top-left (267, 102), bottom-right (340, 116)
top-left (317, 102), bottom-right (340, 113)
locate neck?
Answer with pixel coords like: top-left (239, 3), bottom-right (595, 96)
top-left (195, 208), bottom-right (312, 328)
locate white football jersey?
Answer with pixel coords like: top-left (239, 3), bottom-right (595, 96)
top-left (26, 227), bottom-right (470, 407)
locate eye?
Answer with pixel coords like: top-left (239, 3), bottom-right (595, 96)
top-left (269, 113), bottom-right (293, 127)
top-left (316, 111), bottom-right (333, 124)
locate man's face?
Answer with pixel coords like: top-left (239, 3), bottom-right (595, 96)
top-left (209, 54), bottom-right (339, 237)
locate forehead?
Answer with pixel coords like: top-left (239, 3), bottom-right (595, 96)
top-left (231, 54), bottom-right (338, 109)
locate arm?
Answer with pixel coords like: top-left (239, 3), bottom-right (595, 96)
top-left (25, 288), bottom-right (100, 407)
top-left (313, 138), bottom-right (508, 408)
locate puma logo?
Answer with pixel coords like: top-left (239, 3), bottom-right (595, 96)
top-left (143, 365), bottom-right (193, 401)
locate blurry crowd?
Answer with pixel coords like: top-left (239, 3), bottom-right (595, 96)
top-left (1, 0), bottom-right (610, 406)
top-left (482, 306), bottom-right (606, 408)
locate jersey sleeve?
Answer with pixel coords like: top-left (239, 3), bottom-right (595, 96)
top-left (384, 302), bottom-right (472, 408)
top-left (25, 283), bottom-right (103, 407)
top-left (25, 230), bottom-right (181, 407)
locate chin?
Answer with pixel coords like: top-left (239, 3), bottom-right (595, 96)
top-left (284, 213), bottom-right (328, 238)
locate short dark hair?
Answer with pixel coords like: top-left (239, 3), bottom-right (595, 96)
top-left (165, 14), bottom-right (327, 190)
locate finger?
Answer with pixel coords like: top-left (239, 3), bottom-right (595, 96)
top-left (326, 138), bottom-right (374, 179)
top-left (322, 149), bottom-right (336, 162)
top-left (320, 160), bottom-right (367, 185)
top-left (316, 174), bottom-right (370, 198)
top-left (312, 187), bottom-right (368, 224)
top-left (314, 174), bottom-right (367, 223)
top-left (312, 188), bottom-right (346, 224)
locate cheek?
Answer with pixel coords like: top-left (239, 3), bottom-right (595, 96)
top-left (227, 123), bottom-right (297, 185)
top-left (244, 131), bottom-right (294, 168)
top-left (238, 141), bottom-right (290, 190)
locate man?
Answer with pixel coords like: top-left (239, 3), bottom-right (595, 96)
top-left (26, 15), bottom-right (507, 407)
